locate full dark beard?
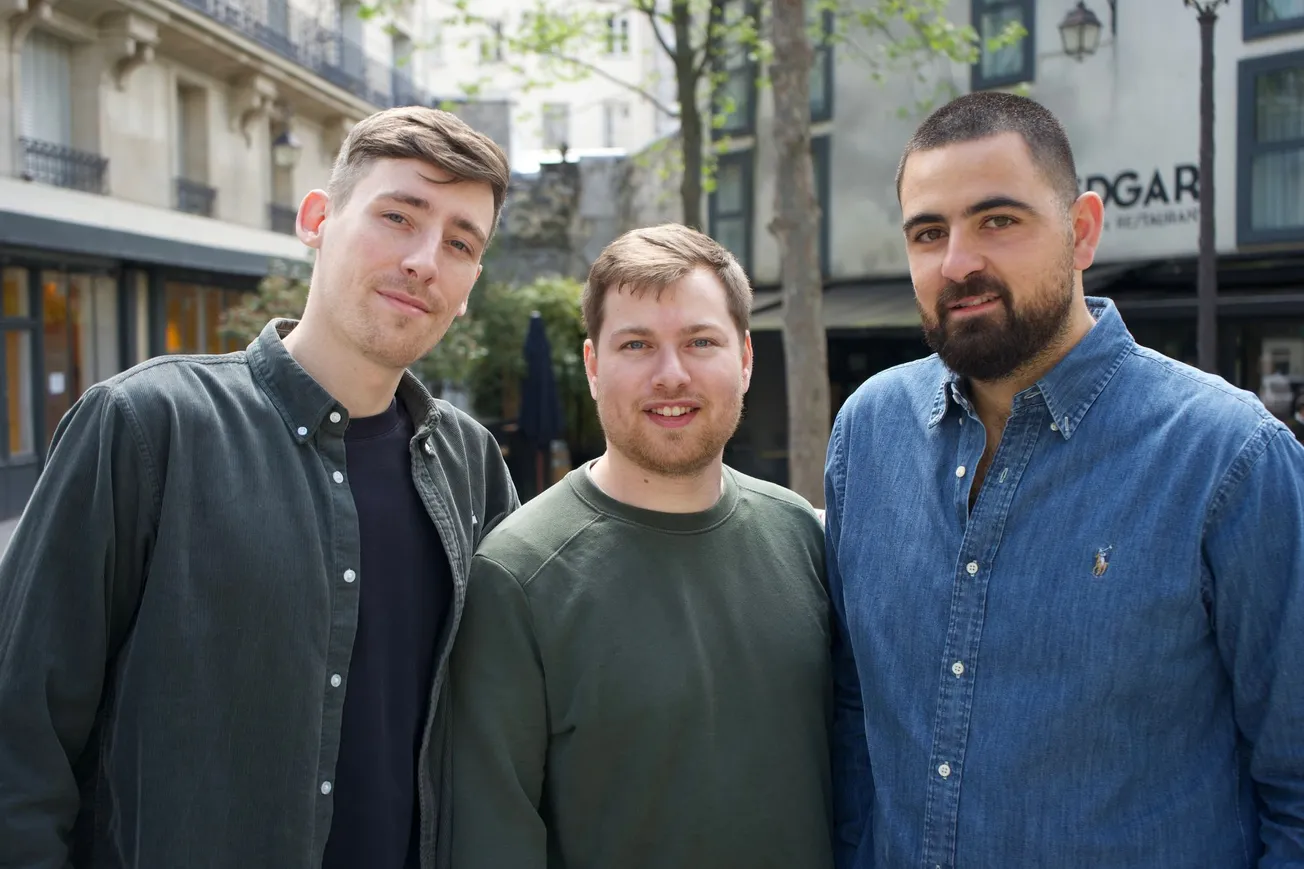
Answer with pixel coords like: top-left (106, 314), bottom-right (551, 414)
top-left (920, 266), bottom-right (1074, 383)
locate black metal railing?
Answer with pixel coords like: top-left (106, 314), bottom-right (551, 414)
top-left (269, 203), bottom-right (298, 235)
top-left (177, 0), bottom-right (434, 109)
top-left (20, 138), bottom-right (108, 194)
top-left (176, 177), bottom-right (217, 216)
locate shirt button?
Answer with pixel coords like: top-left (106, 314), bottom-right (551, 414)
top-left (952, 661), bottom-right (965, 676)
top-left (329, 411), bottom-right (341, 423)
top-left (320, 781), bottom-right (332, 795)
top-left (296, 426), bottom-right (308, 436)
top-left (423, 440), bottom-right (435, 456)
top-left (332, 471), bottom-right (344, 484)
top-left (966, 561), bottom-right (979, 576)
top-left (938, 763), bottom-right (952, 778)
top-left (343, 569), bottom-right (356, 583)
top-left (330, 674), bottom-right (342, 688)
top-left (955, 465), bottom-right (966, 478)
top-left (1050, 422), bottom-right (1059, 432)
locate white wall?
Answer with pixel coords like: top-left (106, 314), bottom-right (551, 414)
top-left (718, 0), bottom-right (1304, 286)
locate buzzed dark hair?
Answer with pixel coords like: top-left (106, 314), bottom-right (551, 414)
top-left (896, 92), bottom-right (1080, 209)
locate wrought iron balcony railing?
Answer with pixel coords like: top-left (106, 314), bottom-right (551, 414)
top-left (176, 0), bottom-right (434, 110)
top-left (176, 177), bottom-right (217, 216)
top-left (269, 203), bottom-right (298, 235)
top-left (20, 138), bottom-right (108, 194)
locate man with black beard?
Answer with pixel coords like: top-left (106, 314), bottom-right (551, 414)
top-left (824, 92), bottom-right (1304, 869)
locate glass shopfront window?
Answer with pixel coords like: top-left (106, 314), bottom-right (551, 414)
top-left (164, 281), bottom-right (246, 354)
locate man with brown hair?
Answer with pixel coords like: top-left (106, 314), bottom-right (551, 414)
top-left (449, 223), bottom-right (834, 869)
top-left (0, 106), bottom-right (518, 869)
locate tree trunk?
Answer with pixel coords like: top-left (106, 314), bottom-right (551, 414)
top-left (1196, 6), bottom-right (1218, 374)
top-left (671, 0), bottom-right (704, 229)
top-left (767, 0), bottom-right (828, 507)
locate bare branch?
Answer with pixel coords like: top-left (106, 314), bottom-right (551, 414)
top-left (635, 0), bottom-right (677, 60)
top-left (542, 49), bottom-right (680, 117)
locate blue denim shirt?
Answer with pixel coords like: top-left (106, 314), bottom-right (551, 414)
top-left (824, 297), bottom-right (1304, 869)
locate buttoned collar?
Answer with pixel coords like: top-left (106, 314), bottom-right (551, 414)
top-left (927, 296), bottom-right (1135, 440)
top-left (246, 318), bottom-right (441, 444)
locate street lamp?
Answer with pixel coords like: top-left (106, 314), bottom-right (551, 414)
top-left (1185, 0), bottom-right (1228, 375)
top-left (1058, 0), bottom-right (1115, 60)
top-left (1059, 2), bottom-right (1103, 60)
top-left (271, 126), bottom-right (303, 169)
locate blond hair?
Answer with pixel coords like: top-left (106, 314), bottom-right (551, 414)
top-left (583, 224), bottom-right (753, 341)
top-left (327, 106), bottom-right (511, 238)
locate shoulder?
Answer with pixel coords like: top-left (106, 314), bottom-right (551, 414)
top-left (729, 468), bottom-right (824, 543)
top-left (837, 354), bottom-right (946, 428)
top-left (1117, 345), bottom-right (1279, 443)
top-left (82, 351), bottom-right (252, 426)
top-left (473, 478), bottom-right (596, 586)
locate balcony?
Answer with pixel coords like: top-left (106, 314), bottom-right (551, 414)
top-left (269, 203), bottom-right (298, 235)
top-left (20, 138), bottom-right (108, 194)
top-left (176, 178), bottom-right (217, 216)
top-left (175, 0), bottom-right (434, 109)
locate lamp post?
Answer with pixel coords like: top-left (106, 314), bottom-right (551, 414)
top-left (1185, 0), bottom-right (1227, 375)
top-left (1059, 0), bottom-right (1225, 374)
top-left (272, 126), bottom-right (303, 169)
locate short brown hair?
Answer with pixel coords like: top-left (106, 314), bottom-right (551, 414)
top-left (328, 106), bottom-right (511, 238)
top-left (583, 224), bottom-right (753, 343)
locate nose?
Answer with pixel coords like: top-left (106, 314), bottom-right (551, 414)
top-left (400, 234), bottom-right (441, 286)
top-left (650, 346), bottom-right (690, 393)
top-left (939, 229), bottom-right (984, 286)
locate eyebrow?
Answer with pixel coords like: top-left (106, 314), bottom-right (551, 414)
top-left (376, 191), bottom-right (489, 249)
top-left (901, 195), bottom-right (1039, 236)
top-left (608, 323), bottom-right (727, 340)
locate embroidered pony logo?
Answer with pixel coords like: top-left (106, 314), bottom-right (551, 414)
top-left (1092, 545), bottom-right (1114, 577)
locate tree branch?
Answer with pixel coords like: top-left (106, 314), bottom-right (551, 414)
top-left (542, 49), bottom-right (680, 117)
top-left (634, 0), bottom-right (677, 60)
top-left (693, 0), bottom-right (728, 81)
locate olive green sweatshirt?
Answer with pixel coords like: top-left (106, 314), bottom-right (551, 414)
top-left (450, 463), bottom-right (833, 869)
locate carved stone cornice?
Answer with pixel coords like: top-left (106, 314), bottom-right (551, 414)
top-left (4, 0), bottom-right (54, 50)
top-left (230, 73), bottom-right (277, 145)
top-left (98, 12), bottom-right (158, 91)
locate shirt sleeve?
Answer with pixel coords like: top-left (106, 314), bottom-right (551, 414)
top-left (0, 384), bottom-right (158, 869)
top-left (450, 553), bottom-right (548, 869)
top-left (824, 413), bottom-right (874, 868)
top-left (1203, 423), bottom-right (1304, 864)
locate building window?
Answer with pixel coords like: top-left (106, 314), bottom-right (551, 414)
top-left (21, 29), bottom-right (71, 147)
top-left (812, 136), bottom-right (831, 275)
top-left (709, 150), bottom-right (753, 274)
top-left (164, 282), bottom-right (246, 355)
top-left (480, 19), bottom-right (504, 64)
top-left (809, 6), bottom-right (834, 122)
top-left (2, 268), bottom-right (35, 459)
top-left (1245, 0), bottom-right (1304, 39)
top-left (175, 84), bottom-right (215, 216)
top-left (602, 100), bottom-right (628, 148)
top-left (970, 0), bottom-right (1034, 90)
top-left (605, 14), bottom-right (630, 54)
top-left (542, 102), bottom-right (570, 151)
top-left (1238, 50), bottom-right (1304, 245)
top-left (715, 0), bottom-right (757, 136)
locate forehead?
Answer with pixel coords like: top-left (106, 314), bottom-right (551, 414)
top-left (353, 158), bottom-right (494, 210)
top-left (899, 132), bottom-right (1050, 214)
top-left (602, 270), bottom-right (733, 330)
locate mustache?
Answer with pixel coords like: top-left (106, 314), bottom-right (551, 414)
top-left (937, 274), bottom-right (1012, 313)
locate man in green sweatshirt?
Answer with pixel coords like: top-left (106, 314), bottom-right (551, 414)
top-left (449, 223), bottom-right (834, 869)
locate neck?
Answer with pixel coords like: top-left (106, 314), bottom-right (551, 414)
top-left (969, 296), bottom-right (1096, 432)
top-left (589, 448), bottom-right (725, 514)
top-left (281, 317), bottom-right (404, 418)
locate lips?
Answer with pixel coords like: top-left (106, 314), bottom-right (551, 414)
top-left (378, 289), bottom-right (431, 314)
top-left (949, 293), bottom-right (1000, 310)
top-left (644, 402), bottom-right (701, 428)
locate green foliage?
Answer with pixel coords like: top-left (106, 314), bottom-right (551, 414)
top-left (219, 264), bottom-right (598, 451)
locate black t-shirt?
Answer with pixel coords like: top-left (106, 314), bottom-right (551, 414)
top-left (321, 398), bottom-right (452, 869)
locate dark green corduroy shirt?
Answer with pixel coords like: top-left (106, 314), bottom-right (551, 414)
top-left (0, 319), bottom-right (517, 869)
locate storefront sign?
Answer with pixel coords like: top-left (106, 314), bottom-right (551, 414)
top-left (1077, 164), bottom-right (1200, 232)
